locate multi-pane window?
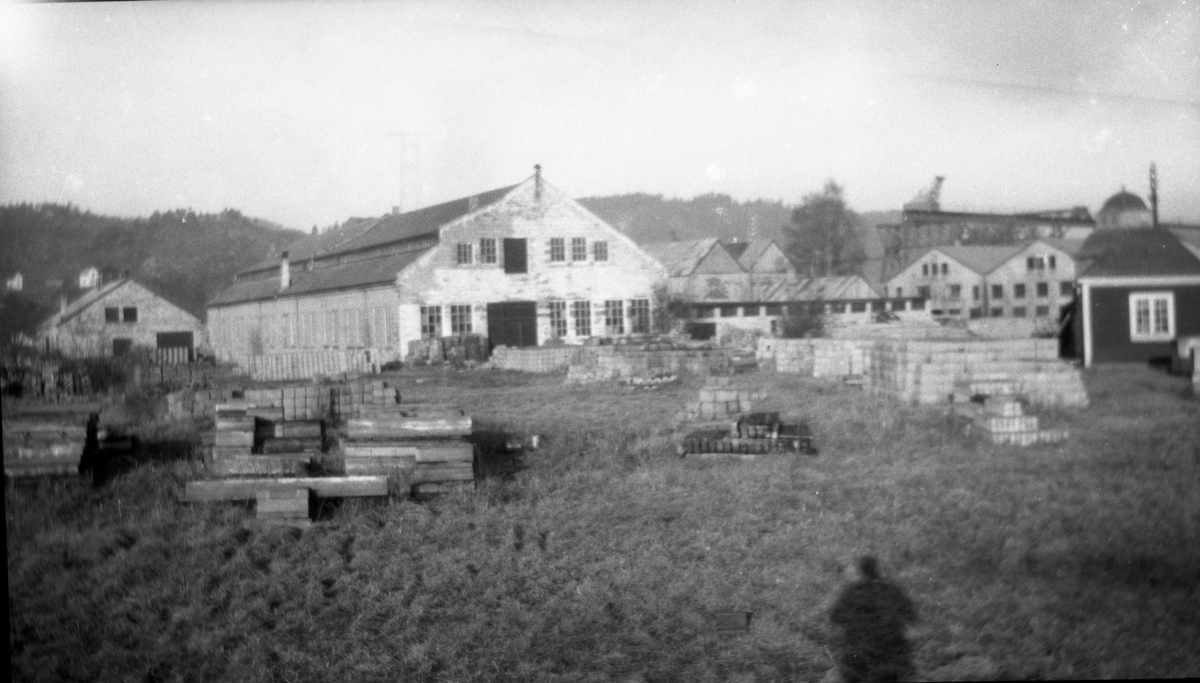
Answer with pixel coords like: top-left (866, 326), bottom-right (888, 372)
top-left (450, 305), bottom-right (472, 334)
top-left (745, 305), bottom-right (762, 317)
top-left (549, 301), bottom-right (567, 338)
top-left (572, 301), bottom-right (591, 337)
top-left (369, 307), bottom-right (385, 347)
top-left (593, 241), bottom-right (609, 262)
top-left (324, 311), bottom-right (339, 347)
top-left (549, 238), bottom-right (565, 262)
top-left (1014, 284), bottom-right (1027, 299)
top-left (604, 300), bottom-right (625, 335)
top-left (992, 284), bottom-right (1004, 299)
top-left (1060, 281), bottom-right (1073, 297)
top-left (571, 237), bottom-right (587, 262)
top-left (456, 243), bottom-right (474, 265)
top-left (420, 306), bottom-right (442, 340)
top-left (969, 308), bottom-right (983, 319)
top-left (479, 238), bottom-right (497, 264)
top-left (1130, 292), bottom-right (1174, 341)
top-left (122, 307), bottom-right (138, 323)
top-left (105, 307), bottom-right (119, 324)
top-left (629, 299), bottom-right (650, 333)
top-left (1036, 282), bottom-right (1049, 298)
top-left (344, 309), bottom-right (361, 346)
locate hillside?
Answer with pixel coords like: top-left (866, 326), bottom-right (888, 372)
top-left (0, 203), bottom-right (304, 321)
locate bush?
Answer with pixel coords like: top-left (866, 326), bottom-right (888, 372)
top-left (780, 308), bottom-right (826, 339)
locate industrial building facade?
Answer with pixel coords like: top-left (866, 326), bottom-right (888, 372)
top-left (206, 172), bottom-right (667, 366)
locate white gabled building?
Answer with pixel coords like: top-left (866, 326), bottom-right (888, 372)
top-left (206, 170), bottom-right (667, 367)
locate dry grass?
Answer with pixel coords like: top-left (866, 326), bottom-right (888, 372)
top-left (7, 364), bottom-right (1200, 681)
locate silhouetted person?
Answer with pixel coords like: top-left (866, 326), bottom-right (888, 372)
top-left (830, 556), bottom-right (918, 683)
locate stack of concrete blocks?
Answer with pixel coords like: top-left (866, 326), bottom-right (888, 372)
top-left (956, 390), bottom-right (1070, 447)
top-left (329, 379), bottom-right (401, 421)
top-left (211, 403), bottom-right (254, 462)
top-left (566, 345), bottom-right (735, 385)
top-left (757, 338), bottom-right (872, 377)
top-left (864, 339), bottom-right (1087, 408)
top-left (491, 345), bottom-right (589, 373)
top-left (340, 405), bottom-right (476, 496)
top-left (682, 376), bottom-right (763, 422)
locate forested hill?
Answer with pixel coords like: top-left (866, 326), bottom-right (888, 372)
top-left (0, 203), bottom-right (304, 319)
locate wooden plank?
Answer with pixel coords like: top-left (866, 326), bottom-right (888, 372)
top-left (342, 441), bottom-right (473, 463)
top-left (216, 417), bottom-right (255, 431)
top-left (410, 461), bottom-right (474, 484)
top-left (345, 415), bottom-right (472, 439)
top-left (6, 443), bottom-right (85, 459)
top-left (8, 402), bottom-right (103, 418)
top-left (211, 455), bottom-right (312, 477)
top-left (261, 437), bottom-right (323, 454)
top-left (5, 462), bottom-right (80, 478)
top-left (185, 475), bottom-right (388, 502)
top-left (278, 422), bottom-right (323, 438)
top-left (215, 431), bottom-right (254, 447)
top-left (344, 457), bottom-right (417, 475)
top-left (3, 421), bottom-right (88, 436)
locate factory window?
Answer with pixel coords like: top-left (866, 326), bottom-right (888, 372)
top-left (941, 263), bottom-right (949, 275)
top-left (720, 305), bottom-right (738, 317)
top-left (1035, 305), bottom-right (1050, 317)
top-left (1012, 307), bottom-right (1027, 318)
top-left (922, 264), bottom-right (929, 276)
top-left (122, 307), bottom-right (138, 323)
top-left (105, 307), bottom-right (120, 324)
top-left (1036, 282), bottom-right (1049, 298)
top-left (479, 238), bottom-right (497, 265)
top-left (604, 301), bottom-right (625, 335)
top-left (992, 284), bottom-right (1004, 299)
top-left (549, 301), bottom-right (567, 338)
top-left (456, 243), bottom-right (473, 265)
top-left (969, 308), bottom-right (983, 319)
top-left (1014, 284), bottom-right (1027, 299)
top-left (593, 241), bottom-right (609, 262)
top-left (765, 304), bottom-right (783, 316)
top-left (1049, 255), bottom-right (1057, 270)
top-left (1060, 281), bottom-right (1073, 297)
top-left (972, 285), bottom-right (981, 301)
top-left (851, 302), bottom-right (867, 313)
top-left (450, 305), bottom-right (472, 334)
top-left (572, 301), bottom-right (591, 337)
top-left (549, 238), bottom-right (565, 262)
top-left (629, 299), bottom-right (651, 333)
top-left (989, 307), bottom-right (1003, 317)
top-left (420, 305), bottom-right (442, 340)
top-left (571, 237), bottom-right (587, 262)
top-left (917, 286), bottom-right (931, 299)
top-left (1130, 292), bottom-right (1174, 342)
top-left (948, 284), bottom-right (962, 299)
top-left (744, 305), bottom-right (762, 317)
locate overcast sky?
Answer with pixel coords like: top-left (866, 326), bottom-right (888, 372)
top-left (2, 0), bottom-right (1198, 231)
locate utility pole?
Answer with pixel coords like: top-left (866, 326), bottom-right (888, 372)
top-left (387, 132), bottom-right (429, 213)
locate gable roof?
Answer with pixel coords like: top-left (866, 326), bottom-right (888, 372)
top-left (759, 275), bottom-right (880, 302)
top-left (39, 279), bottom-right (201, 329)
top-left (642, 239), bottom-right (744, 277)
top-left (1077, 228), bottom-right (1200, 278)
top-left (722, 240), bottom-right (787, 272)
top-left (209, 249), bottom-right (429, 307)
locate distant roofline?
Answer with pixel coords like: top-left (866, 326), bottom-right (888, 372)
top-left (900, 208), bottom-right (1095, 226)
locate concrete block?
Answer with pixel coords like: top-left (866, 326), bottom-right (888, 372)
top-left (977, 416), bottom-right (1039, 434)
top-left (984, 399), bottom-right (1024, 417)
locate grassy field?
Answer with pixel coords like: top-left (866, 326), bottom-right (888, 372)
top-left (7, 364), bottom-right (1200, 682)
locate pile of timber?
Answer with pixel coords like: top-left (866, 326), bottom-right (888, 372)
top-left (679, 412), bottom-right (816, 460)
top-left (339, 404), bottom-right (476, 495)
top-left (208, 403), bottom-right (324, 477)
top-left (185, 475), bottom-right (389, 529)
top-left (2, 402), bottom-right (101, 478)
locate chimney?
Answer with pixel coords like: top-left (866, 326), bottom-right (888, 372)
top-left (392, 206), bottom-right (400, 215)
top-left (534, 163), bottom-right (542, 201)
top-left (280, 251), bottom-right (291, 289)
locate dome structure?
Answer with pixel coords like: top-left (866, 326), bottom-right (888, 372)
top-left (1097, 187), bottom-right (1152, 230)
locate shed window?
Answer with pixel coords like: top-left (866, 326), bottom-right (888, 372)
top-left (456, 243), bottom-right (473, 265)
top-left (122, 307), bottom-right (138, 323)
top-left (1130, 291), bottom-right (1174, 342)
top-left (1036, 282), bottom-right (1049, 298)
top-left (1014, 284), bottom-right (1027, 299)
top-left (571, 237), bottom-right (587, 262)
top-left (572, 301), bottom-right (591, 337)
top-left (420, 305), bottom-right (442, 340)
top-left (549, 301), bottom-right (567, 338)
top-left (549, 238), bottom-right (565, 263)
top-left (105, 307), bottom-right (120, 324)
top-left (593, 241), bottom-right (609, 262)
top-left (479, 238), bottom-right (497, 265)
top-left (629, 299), bottom-right (651, 334)
top-left (450, 305), bottom-right (472, 334)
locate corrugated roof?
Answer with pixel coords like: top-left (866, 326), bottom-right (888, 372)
top-left (209, 249), bottom-right (430, 307)
top-left (1078, 228), bottom-right (1200, 278)
top-left (642, 239), bottom-right (734, 277)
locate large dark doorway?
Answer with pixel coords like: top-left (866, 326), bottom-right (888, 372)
top-left (503, 238), bottom-right (528, 274)
top-left (487, 301), bottom-right (537, 350)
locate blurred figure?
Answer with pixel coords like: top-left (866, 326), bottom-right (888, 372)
top-left (830, 556), bottom-right (918, 683)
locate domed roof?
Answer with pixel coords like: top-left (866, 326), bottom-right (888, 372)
top-left (1100, 188), bottom-right (1148, 215)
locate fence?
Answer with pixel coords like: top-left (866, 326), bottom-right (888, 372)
top-left (232, 350), bottom-right (383, 382)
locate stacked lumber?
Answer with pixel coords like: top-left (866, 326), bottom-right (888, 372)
top-left (207, 403), bottom-right (316, 477)
top-left (951, 391), bottom-right (1070, 447)
top-left (249, 488), bottom-right (313, 530)
top-left (681, 376), bottom-right (764, 422)
top-left (3, 419), bottom-right (88, 478)
top-left (680, 412), bottom-right (816, 459)
top-left (339, 404), bottom-right (475, 494)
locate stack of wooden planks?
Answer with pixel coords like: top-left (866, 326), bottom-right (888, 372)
top-left (339, 404), bottom-right (476, 495)
top-left (208, 403), bottom-right (320, 477)
top-left (185, 475), bottom-right (390, 529)
top-left (680, 412), bottom-right (816, 460)
top-left (2, 402), bottom-right (101, 478)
